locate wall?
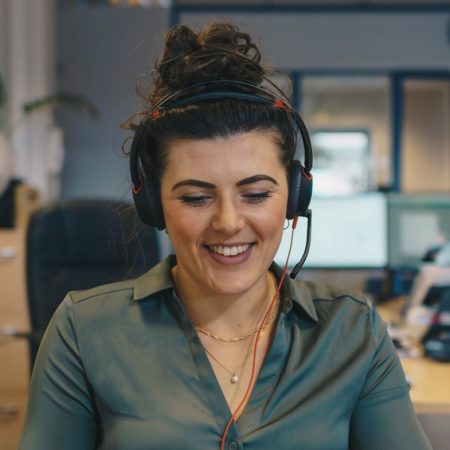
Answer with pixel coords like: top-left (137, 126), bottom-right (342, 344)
top-left (0, 0), bottom-right (8, 131)
top-left (402, 81), bottom-right (450, 192)
top-left (0, 0), bottom-right (58, 199)
top-left (56, 6), bottom-right (169, 201)
top-left (179, 11), bottom-right (450, 70)
top-left (57, 9), bottom-right (450, 199)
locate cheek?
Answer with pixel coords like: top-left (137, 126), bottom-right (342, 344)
top-left (255, 198), bottom-right (287, 237)
top-left (164, 207), bottom-right (205, 247)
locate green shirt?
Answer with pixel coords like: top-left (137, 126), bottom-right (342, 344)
top-left (19, 256), bottom-right (431, 450)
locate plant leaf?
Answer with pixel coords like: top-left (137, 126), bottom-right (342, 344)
top-left (22, 92), bottom-right (99, 118)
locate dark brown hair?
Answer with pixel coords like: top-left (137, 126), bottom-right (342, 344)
top-left (125, 22), bottom-right (297, 184)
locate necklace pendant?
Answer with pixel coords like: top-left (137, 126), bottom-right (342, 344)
top-left (230, 373), bottom-right (239, 384)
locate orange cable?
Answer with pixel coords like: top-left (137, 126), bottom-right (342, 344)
top-left (220, 215), bottom-right (298, 449)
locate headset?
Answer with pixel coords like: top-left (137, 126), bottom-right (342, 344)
top-left (130, 80), bottom-right (313, 234)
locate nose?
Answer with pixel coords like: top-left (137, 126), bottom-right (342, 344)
top-left (211, 197), bottom-right (246, 235)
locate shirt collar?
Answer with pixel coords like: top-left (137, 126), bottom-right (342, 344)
top-left (133, 255), bottom-right (175, 301)
top-left (133, 255), bottom-right (318, 323)
top-left (270, 262), bottom-right (318, 323)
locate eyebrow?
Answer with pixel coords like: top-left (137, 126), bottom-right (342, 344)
top-left (171, 179), bottom-right (215, 191)
top-left (171, 175), bottom-right (278, 192)
top-left (236, 175), bottom-right (278, 187)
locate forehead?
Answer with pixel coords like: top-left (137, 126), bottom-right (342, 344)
top-left (163, 131), bottom-right (284, 181)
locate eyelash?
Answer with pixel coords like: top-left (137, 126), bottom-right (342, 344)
top-left (178, 195), bottom-right (210, 207)
top-left (244, 192), bottom-right (272, 203)
top-left (178, 192), bottom-right (272, 207)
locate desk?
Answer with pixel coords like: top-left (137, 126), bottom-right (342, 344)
top-left (401, 358), bottom-right (450, 414)
top-left (377, 299), bottom-right (450, 415)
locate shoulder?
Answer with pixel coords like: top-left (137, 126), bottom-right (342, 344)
top-left (65, 256), bottom-right (174, 309)
top-left (288, 277), bottom-right (382, 341)
top-left (57, 258), bottom-right (173, 331)
top-left (50, 279), bottom-right (138, 335)
top-left (288, 276), bottom-right (374, 314)
top-left (68, 278), bottom-right (135, 305)
top-left (303, 280), bottom-right (374, 309)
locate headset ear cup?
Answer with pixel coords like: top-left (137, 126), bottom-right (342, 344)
top-left (286, 160), bottom-right (313, 219)
top-left (132, 178), bottom-right (166, 230)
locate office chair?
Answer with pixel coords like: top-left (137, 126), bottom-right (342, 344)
top-left (3, 199), bottom-right (160, 367)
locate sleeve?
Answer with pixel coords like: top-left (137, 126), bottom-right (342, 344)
top-left (349, 306), bottom-right (432, 450)
top-left (18, 294), bottom-right (99, 450)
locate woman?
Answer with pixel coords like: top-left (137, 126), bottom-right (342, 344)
top-left (19, 22), bottom-right (431, 450)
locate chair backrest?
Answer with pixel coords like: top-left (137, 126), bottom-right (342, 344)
top-left (26, 199), bottom-right (160, 363)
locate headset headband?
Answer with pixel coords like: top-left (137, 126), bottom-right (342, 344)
top-left (130, 80), bottom-right (313, 190)
top-left (151, 79), bottom-right (292, 111)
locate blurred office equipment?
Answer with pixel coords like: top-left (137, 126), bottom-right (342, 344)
top-left (388, 194), bottom-right (450, 270)
top-left (406, 264), bottom-right (450, 325)
top-left (383, 194), bottom-right (450, 298)
top-left (0, 198), bottom-right (160, 450)
top-left (422, 290), bottom-right (450, 362)
top-left (275, 192), bottom-right (388, 269)
top-left (0, 179), bottom-right (23, 228)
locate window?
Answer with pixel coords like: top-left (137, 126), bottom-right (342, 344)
top-left (301, 76), bottom-right (391, 196)
top-left (310, 129), bottom-right (370, 196)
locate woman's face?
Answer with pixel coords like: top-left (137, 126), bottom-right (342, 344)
top-left (160, 130), bottom-right (289, 297)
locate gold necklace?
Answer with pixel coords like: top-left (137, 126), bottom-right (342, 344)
top-left (202, 332), bottom-right (256, 384)
top-left (195, 296), bottom-right (279, 343)
top-left (199, 274), bottom-right (280, 384)
top-left (202, 346), bottom-right (241, 384)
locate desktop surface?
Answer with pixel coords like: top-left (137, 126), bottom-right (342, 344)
top-left (377, 298), bottom-right (450, 414)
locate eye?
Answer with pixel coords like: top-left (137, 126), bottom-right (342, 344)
top-left (243, 191), bottom-right (272, 204)
top-left (178, 195), bottom-right (210, 207)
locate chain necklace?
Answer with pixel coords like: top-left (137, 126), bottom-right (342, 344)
top-left (196, 273), bottom-right (280, 383)
top-left (195, 296), bottom-right (279, 343)
top-left (202, 346), bottom-right (242, 384)
top-left (202, 326), bottom-right (258, 385)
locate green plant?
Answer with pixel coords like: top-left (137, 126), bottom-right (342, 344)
top-left (22, 92), bottom-right (99, 118)
top-left (0, 73), bottom-right (99, 135)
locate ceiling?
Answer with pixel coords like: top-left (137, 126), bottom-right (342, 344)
top-left (173, 0), bottom-right (450, 5)
top-left (64, 0), bottom-right (450, 7)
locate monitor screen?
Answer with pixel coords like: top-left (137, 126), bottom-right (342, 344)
top-left (388, 194), bottom-right (450, 269)
top-left (274, 193), bottom-right (388, 269)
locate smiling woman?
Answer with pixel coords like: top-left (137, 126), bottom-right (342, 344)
top-left (18, 21), bottom-right (432, 450)
top-left (163, 132), bottom-right (288, 300)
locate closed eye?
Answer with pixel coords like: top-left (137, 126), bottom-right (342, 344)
top-left (178, 195), bottom-right (210, 207)
top-left (243, 192), bottom-right (272, 204)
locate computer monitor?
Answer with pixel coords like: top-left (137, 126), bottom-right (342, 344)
top-left (274, 193), bottom-right (388, 269)
top-left (388, 194), bottom-right (450, 270)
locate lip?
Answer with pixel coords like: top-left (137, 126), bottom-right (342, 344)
top-left (203, 243), bottom-right (255, 265)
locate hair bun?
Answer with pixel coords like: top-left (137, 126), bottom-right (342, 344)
top-left (199, 23), bottom-right (259, 60)
top-left (152, 22), bottom-right (265, 104)
top-left (164, 25), bottom-right (200, 60)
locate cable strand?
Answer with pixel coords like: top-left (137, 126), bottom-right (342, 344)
top-left (220, 216), bottom-right (298, 450)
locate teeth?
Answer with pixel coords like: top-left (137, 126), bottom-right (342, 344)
top-left (209, 244), bottom-right (251, 256)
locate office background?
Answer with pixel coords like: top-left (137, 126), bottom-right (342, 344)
top-left (1, 1), bottom-right (450, 449)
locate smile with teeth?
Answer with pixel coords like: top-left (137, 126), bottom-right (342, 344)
top-left (207, 243), bottom-right (253, 257)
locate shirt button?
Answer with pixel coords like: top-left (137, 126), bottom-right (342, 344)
top-left (229, 441), bottom-right (238, 450)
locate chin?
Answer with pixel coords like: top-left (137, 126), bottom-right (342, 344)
top-left (204, 269), bottom-right (264, 296)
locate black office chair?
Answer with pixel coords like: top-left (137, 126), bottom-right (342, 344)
top-left (23, 199), bottom-right (160, 366)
